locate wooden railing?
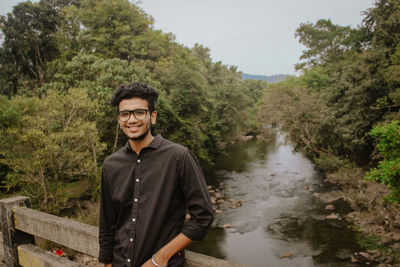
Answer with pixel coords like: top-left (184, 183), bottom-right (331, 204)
top-left (0, 196), bottom-right (246, 267)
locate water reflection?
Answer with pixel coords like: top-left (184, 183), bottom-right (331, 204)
top-left (203, 138), bottom-right (274, 186)
top-left (268, 214), bottom-right (362, 265)
top-left (189, 132), bottom-right (365, 267)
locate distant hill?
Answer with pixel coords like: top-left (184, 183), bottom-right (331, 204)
top-left (242, 73), bottom-right (289, 83)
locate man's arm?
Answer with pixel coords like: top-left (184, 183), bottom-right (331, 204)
top-left (142, 149), bottom-right (213, 267)
top-left (179, 149), bottom-right (214, 241)
top-left (99, 167), bottom-right (116, 264)
top-left (141, 233), bottom-right (192, 267)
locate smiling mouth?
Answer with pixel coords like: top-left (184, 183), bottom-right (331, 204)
top-left (127, 124), bottom-right (141, 131)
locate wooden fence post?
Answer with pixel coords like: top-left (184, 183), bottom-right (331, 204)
top-left (0, 196), bottom-right (34, 267)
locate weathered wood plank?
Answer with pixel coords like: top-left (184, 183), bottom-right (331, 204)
top-left (14, 207), bottom-right (99, 258)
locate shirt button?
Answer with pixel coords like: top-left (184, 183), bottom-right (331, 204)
top-left (130, 238), bottom-right (133, 242)
top-left (132, 218), bottom-right (136, 222)
top-left (127, 258), bottom-right (131, 262)
top-left (136, 179), bottom-right (140, 182)
top-left (137, 159), bottom-right (141, 163)
top-left (134, 198), bottom-right (138, 202)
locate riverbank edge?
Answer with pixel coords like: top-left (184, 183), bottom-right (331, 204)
top-left (309, 159), bottom-right (400, 265)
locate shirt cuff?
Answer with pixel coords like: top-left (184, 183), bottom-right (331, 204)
top-left (98, 248), bottom-right (113, 264)
top-left (181, 223), bottom-right (210, 241)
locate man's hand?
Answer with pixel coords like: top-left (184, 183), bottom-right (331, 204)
top-left (141, 233), bottom-right (191, 267)
top-left (105, 264), bottom-right (112, 267)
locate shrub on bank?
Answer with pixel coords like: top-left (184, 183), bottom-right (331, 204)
top-left (366, 120), bottom-right (400, 203)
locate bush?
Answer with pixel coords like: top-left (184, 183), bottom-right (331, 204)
top-left (314, 154), bottom-right (345, 172)
top-left (366, 120), bottom-right (400, 203)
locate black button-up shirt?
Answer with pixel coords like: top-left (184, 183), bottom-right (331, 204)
top-left (98, 134), bottom-right (214, 267)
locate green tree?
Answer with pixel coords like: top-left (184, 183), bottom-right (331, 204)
top-left (295, 19), bottom-right (366, 70)
top-left (77, 0), bottom-right (168, 61)
top-left (363, 0), bottom-right (400, 53)
top-left (362, 0), bottom-right (400, 118)
top-left (152, 51), bottom-right (213, 160)
top-left (0, 89), bottom-right (105, 213)
top-left (0, 0), bottom-right (62, 95)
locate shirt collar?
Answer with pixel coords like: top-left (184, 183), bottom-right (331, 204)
top-left (147, 134), bottom-right (163, 149)
top-left (124, 134), bottom-right (163, 152)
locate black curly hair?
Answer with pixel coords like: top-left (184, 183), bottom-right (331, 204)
top-left (112, 81), bottom-right (159, 111)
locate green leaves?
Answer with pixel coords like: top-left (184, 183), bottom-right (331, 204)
top-left (295, 19), bottom-right (366, 70)
top-left (366, 121), bottom-right (400, 202)
top-left (371, 121), bottom-right (400, 158)
top-left (0, 0), bottom-right (62, 93)
top-left (0, 89), bottom-right (105, 213)
top-left (78, 0), bottom-right (153, 60)
top-left (363, 0), bottom-right (400, 51)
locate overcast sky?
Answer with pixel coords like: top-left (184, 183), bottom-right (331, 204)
top-left (1, 0), bottom-right (376, 75)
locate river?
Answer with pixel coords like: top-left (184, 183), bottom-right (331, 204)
top-left (188, 131), bottom-right (364, 267)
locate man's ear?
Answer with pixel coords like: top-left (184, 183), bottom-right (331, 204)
top-left (151, 111), bottom-right (157, 125)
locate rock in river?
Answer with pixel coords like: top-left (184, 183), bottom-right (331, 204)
top-left (326, 213), bottom-right (339, 220)
top-left (325, 204), bottom-right (335, 211)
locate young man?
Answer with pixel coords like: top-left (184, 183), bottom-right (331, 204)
top-left (98, 82), bottom-right (214, 267)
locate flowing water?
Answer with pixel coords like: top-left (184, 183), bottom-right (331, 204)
top-left (188, 132), bottom-right (364, 267)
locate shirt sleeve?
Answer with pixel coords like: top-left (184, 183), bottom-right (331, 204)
top-left (98, 166), bottom-right (116, 263)
top-left (179, 149), bottom-right (214, 241)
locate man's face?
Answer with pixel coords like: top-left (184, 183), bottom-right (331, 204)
top-left (118, 97), bottom-right (157, 141)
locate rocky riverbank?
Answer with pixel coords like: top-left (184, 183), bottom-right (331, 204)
top-left (303, 164), bottom-right (400, 266)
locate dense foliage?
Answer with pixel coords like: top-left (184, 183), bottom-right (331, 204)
top-left (258, 0), bottom-right (400, 202)
top-left (0, 0), bottom-right (267, 213)
top-left (0, 89), bottom-right (104, 212)
top-left (366, 121), bottom-right (400, 203)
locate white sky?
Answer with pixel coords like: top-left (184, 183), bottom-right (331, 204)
top-left (1, 0), bottom-right (376, 75)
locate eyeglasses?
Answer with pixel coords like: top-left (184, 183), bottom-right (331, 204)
top-left (118, 109), bottom-right (150, 122)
